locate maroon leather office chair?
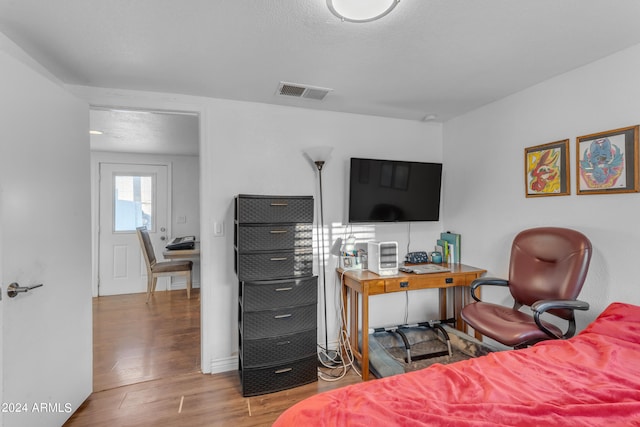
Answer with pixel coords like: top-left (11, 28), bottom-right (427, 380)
top-left (461, 227), bottom-right (592, 348)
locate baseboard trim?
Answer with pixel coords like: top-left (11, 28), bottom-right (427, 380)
top-left (210, 356), bottom-right (237, 374)
top-left (170, 281), bottom-right (201, 290)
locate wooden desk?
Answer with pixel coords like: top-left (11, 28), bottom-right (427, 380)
top-left (338, 263), bottom-right (486, 381)
top-left (163, 242), bottom-right (200, 260)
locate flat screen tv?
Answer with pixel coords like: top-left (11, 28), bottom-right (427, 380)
top-left (348, 157), bottom-right (442, 223)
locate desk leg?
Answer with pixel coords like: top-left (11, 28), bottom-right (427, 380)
top-left (349, 289), bottom-right (356, 351)
top-left (344, 283), bottom-right (369, 381)
top-left (361, 291), bottom-right (370, 381)
top-left (349, 288), bottom-right (360, 375)
top-left (438, 288), bottom-right (447, 320)
top-left (341, 278), bottom-right (348, 362)
top-left (454, 286), bottom-right (464, 331)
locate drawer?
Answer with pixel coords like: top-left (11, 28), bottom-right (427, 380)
top-left (241, 303), bottom-right (317, 339)
top-left (240, 276), bottom-right (317, 311)
top-left (236, 195), bottom-right (313, 224)
top-left (239, 355), bottom-right (317, 397)
top-left (236, 249), bottom-right (313, 281)
top-left (384, 274), bottom-right (461, 292)
top-left (236, 223), bottom-right (312, 252)
top-left (240, 329), bottom-right (317, 368)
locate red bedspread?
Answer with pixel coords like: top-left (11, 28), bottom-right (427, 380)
top-left (274, 303), bottom-right (640, 426)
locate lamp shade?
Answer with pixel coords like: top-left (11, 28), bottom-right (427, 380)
top-left (327, 0), bottom-right (400, 23)
top-left (303, 146), bottom-right (334, 169)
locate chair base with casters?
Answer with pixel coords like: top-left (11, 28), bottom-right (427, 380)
top-left (461, 227), bottom-right (592, 349)
top-left (136, 227), bottom-right (194, 303)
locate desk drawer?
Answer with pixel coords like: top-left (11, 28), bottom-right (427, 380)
top-left (236, 223), bottom-right (312, 252)
top-left (384, 274), bottom-right (461, 292)
top-left (241, 276), bottom-right (317, 311)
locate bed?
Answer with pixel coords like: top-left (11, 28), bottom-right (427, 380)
top-left (273, 302), bottom-right (640, 426)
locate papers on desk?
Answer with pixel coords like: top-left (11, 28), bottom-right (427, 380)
top-left (403, 264), bottom-right (450, 274)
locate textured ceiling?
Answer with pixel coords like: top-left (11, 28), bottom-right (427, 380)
top-left (3, 1), bottom-right (640, 153)
top-left (89, 108), bottom-right (199, 155)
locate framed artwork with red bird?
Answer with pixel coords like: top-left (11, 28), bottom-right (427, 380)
top-left (525, 139), bottom-right (570, 197)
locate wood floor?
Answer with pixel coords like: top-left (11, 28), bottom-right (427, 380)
top-left (64, 290), bottom-right (361, 426)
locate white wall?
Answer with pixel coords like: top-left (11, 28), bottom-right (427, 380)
top-left (90, 151), bottom-right (201, 294)
top-left (203, 100), bottom-right (445, 372)
top-left (443, 42), bottom-right (640, 332)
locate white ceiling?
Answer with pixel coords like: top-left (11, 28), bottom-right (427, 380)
top-left (89, 108), bottom-right (199, 155)
top-left (3, 1), bottom-right (640, 152)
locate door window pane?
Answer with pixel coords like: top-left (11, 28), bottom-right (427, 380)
top-left (113, 174), bottom-right (154, 231)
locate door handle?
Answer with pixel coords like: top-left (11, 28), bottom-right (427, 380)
top-left (7, 282), bottom-right (44, 298)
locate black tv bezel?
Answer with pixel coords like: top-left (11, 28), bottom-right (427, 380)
top-left (347, 157), bottom-right (443, 223)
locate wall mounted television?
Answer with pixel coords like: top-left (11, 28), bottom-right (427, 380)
top-left (348, 157), bottom-right (442, 223)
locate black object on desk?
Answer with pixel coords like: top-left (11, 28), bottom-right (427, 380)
top-left (166, 236), bottom-right (196, 250)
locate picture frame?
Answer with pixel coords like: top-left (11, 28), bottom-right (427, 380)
top-left (576, 125), bottom-right (639, 195)
top-left (524, 139), bottom-right (570, 197)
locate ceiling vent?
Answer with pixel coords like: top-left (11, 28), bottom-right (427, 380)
top-left (277, 82), bottom-right (332, 101)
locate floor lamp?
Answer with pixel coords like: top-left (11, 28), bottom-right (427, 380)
top-left (303, 146), bottom-right (334, 360)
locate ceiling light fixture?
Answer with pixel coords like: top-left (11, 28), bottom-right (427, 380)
top-left (327, 0), bottom-right (400, 23)
top-left (89, 130), bottom-right (103, 135)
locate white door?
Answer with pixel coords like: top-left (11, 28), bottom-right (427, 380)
top-left (0, 48), bottom-right (92, 426)
top-left (98, 163), bottom-right (170, 296)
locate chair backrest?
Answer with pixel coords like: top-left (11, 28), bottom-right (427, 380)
top-left (136, 226), bottom-right (156, 268)
top-left (509, 227), bottom-right (592, 320)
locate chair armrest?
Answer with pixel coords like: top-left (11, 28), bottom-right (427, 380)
top-left (531, 299), bottom-right (590, 339)
top-left (469, 277), bottom-right (509, 302)
top-left (531, 299), bottom-right (590, 314)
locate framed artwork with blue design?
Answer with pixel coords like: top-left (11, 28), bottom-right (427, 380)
top-left (577, 125), bottom-right (639, 195)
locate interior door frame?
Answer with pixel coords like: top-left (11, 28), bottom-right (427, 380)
top-left (84, 97), bottom-right (209, 375)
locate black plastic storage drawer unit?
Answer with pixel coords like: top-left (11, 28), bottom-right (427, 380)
top-left (234, 194), bottom-right (317, 396)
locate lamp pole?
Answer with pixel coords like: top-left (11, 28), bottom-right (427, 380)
top-left (314, 160), bottom-right (329, 355)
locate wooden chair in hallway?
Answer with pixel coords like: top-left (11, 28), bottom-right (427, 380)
top-left (136, 226), bottom-right (193, 302)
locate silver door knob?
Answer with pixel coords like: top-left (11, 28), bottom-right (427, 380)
top-left (7, 282), bottom-right (43, 298)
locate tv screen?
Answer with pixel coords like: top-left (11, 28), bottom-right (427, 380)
top-left (348, 158), bottom-right (442, 222)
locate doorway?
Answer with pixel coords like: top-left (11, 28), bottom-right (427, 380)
top-left (90, 107), bottom-right (201, 389)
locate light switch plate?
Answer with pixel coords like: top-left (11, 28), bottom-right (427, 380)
top-left (213, 221), bottom-right (224, 237)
